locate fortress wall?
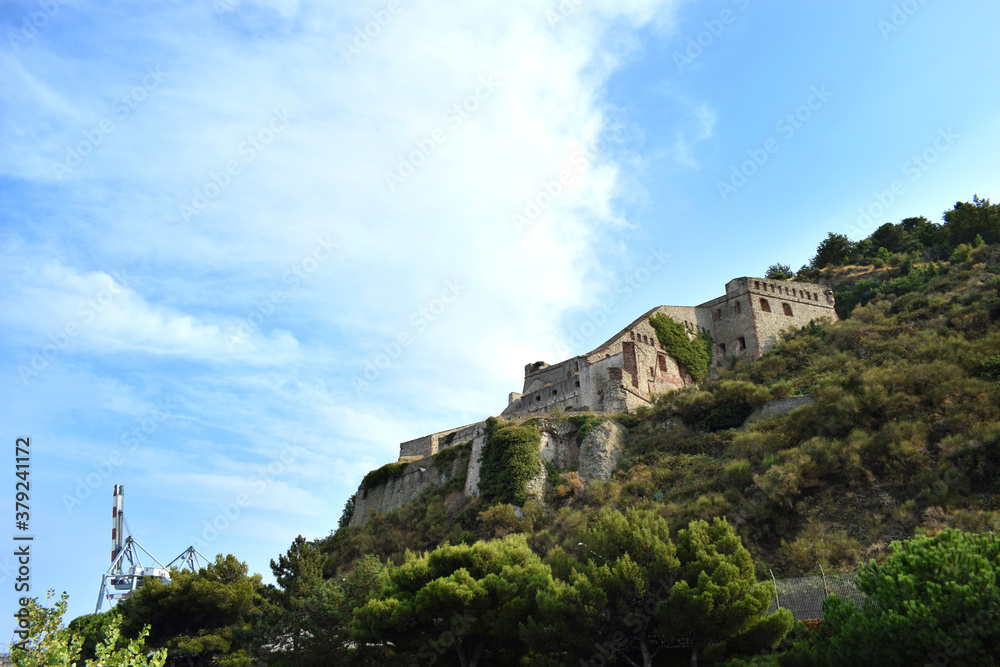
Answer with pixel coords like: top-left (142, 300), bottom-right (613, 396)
top-left (741, 278), bottom-right (837, 354)
top-left (655, 305), bottom-right (713, 335)
top-left (706, 289), bottom-right (761, 361)
top-left (350, 453), bottom-right (469, 527)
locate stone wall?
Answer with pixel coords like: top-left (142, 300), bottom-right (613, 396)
top-left (349, 451), bottom-right (471, 527)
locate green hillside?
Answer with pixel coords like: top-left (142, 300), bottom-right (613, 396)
top-left (29, 197), bottom-right (1000, 666)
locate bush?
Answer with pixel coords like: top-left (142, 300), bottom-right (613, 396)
top-left (361, 461), bottom-right (408, 490)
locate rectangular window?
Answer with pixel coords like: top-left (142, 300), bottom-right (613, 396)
top-left (714, 308), bottom-right (722, 321)
top-left (719, 343), bottom-right (727, 356)
top-left (738, 336), bottom-right (746, 351)
top-left (782, 302), bottom-right (793, 316)
top-left (754, 281), bottom-right (760, 290)
top-left (760, 298), bottom-right (771, 312)
top-left (658, 355), bottom-right (667, 371)
top-left (734, 301), bottom-right (742, 315)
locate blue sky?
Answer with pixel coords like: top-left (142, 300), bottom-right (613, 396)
top-left (1, 0), bottom-right (998, 629)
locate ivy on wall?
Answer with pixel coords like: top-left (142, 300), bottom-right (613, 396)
top-left (478, 417), bottom-right (541, 506)
top-left (361, 461), bottom-right (408, 490)
top-left (648, 313), bottom-right (714, 382)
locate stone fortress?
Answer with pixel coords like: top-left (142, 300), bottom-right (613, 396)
top-left (349, 276), bottom-right (836, 526)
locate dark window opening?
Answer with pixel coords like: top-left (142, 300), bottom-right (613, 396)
top-left (754, 281), bottom-right (760, 289)
top-left (782, 302), bottom-right (793, 316)
top-left (535, 395), bottom-right (541, 402)
top-left (552, 389), bottom-right (558, 396)
top-left (734, 301), bottom-right (742, 315)
top-left (719, 343), bottom-right (727, 356)
top-left (658, 355), bottom-right (667, 371)
top-left (760, 298), bottom-right (771, 312)
top-left (575, 380), bottom-right (580, 388)
top-left (738, 336), bottom-right (746, 351)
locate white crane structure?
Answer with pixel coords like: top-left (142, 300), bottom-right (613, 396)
top-left (94, 484), bottom-right (171, 613)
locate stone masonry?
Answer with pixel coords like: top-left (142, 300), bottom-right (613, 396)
top-left (393, 276), bottom-right (835, 462)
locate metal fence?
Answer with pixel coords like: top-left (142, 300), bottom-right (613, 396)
top-left (766, 569), bottom-right (868, 620)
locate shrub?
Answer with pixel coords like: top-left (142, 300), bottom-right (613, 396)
top-left (361, 461), bottom-right (408, 490)
top-left (723, 460), bottom-right (754, 490)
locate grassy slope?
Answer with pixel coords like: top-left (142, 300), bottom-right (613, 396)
top-left (323, 246), bottom-right (1000, 579)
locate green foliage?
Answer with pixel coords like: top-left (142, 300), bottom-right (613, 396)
top-left (478, 420), bottom-right (541, 506)
top-left (666, 518), bottom-right (794, 664)
top-left (353, 534), bottom-right (559, 665)
top-left (361, 461), bottom-right (408, 490)
top-left (822, 529), bottom-right (1000, 666)
top-left (810, 233), bottom-right (856, 269)
top-left (257, 537), bottom-right (386, 666)
top-left (12, 591), bottom-right (165, 667)
top-left (766, 264), bottom-right (793, 280)
top-left (568, 415), bottom-right (607, 444)
top-left (337, 494), bottom-right (355, 529)
top-left (944, 195), bottom-right (1000, 245)
top-left (118, 554), bottom-right (260, 667)
top-left (976, 354), bottom-right (1000, 384)
top-left (649, 313), bottom-right (713, 382)
top-left (432, 438), bottom-right (472, 469)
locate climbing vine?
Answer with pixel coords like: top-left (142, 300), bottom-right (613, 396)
top-left (648, 313), bottom-right (714, 382)
top-left (478, 417), bottom-right (541, 506)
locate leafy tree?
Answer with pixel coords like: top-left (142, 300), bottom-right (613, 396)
top-left (68, 609), bottom-right (123, 662)
top-left (822, 529), bottom-right (1000, 666)
top-left (664, 518), bottom-right (793, 666)
top-left (256, 536), bottom-right (324, 665)
top-left (353, 534), bottom-right (558, 666)
top-left (118, 554), bottom-right (261, 667)
top-left (810, 232), bottom-right (856, 269)
top-left (11, 590), bottom-right (165, 667)
top-left (574, 508), bottom-right (680, 667)
top-left (944, 195), bottom-right (1000, 245)
top-left (338, 495), bottom-right (355, 529)
top-left (256, 538), bottom-right (387, 666)
top-left (765, 264), bottom-right (793, 280)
